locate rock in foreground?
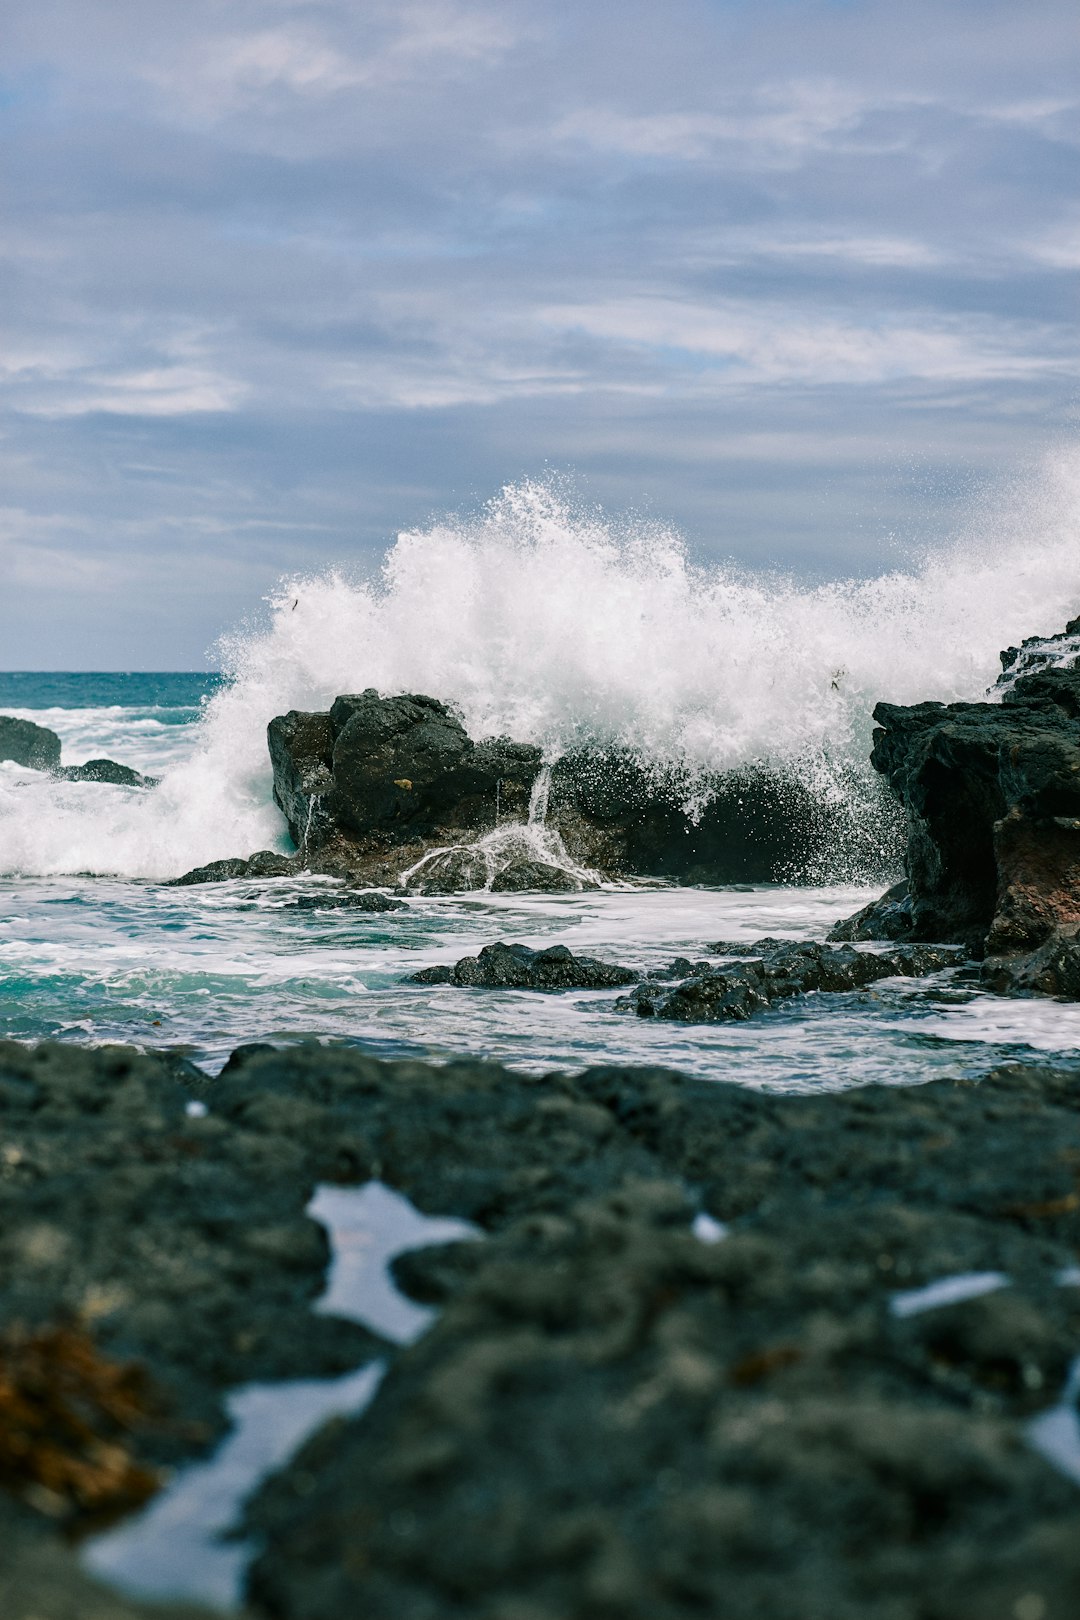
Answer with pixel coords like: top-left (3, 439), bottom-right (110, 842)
top-left (4, 1038), bottom-right (1080, 1619)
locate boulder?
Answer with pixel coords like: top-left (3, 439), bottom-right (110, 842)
top-left (265, 690), bottom-right (886, 889)
top-left (0, 715), bottom-right (61, 770)
top-left (830, 619), bottom-right (1080, 992)
top-left (57, 759), bottom-right (156, 788)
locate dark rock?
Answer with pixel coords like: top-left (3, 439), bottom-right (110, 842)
top-left (9, 1036), bottom-right (1080, 1616)
top-left (832, 626), bottom-right (1080, 996)
top-left (828, 880), bottom-right (914, 942)
top-left (268, 692), bottom-right (541, 871)
top-left (56, 758), bottom-right (156, 788)
top-left (266, 691), bottom-right (902, 889)
top-left (407, 941), bottom-right (637, 990)
top-left (165, 850), bottom-right (299, 886)
top-left (0, 715), bottom-right (61, 770)
top-left (624, 940), bottom-right (958, 1022)
top-left (288, 888), bottom-right (407, 913)
top-left (489, 856), bottom-right (594, 893)
top-left (983, 928), bottom-right (1080, 998)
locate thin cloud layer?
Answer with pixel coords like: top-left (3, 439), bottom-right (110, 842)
top-left (1, 0), bottom-right (1077, 665)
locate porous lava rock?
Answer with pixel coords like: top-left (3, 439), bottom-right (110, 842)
top-left (0, 714), bottom-right (62, 770)
top-left (6, 1037), bottom-right (1080, 1618)
top-left (166, 850), bottom-right (300, 885)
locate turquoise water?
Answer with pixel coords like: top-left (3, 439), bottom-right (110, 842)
top-left (2, 673), bottom-right (1080, 1088)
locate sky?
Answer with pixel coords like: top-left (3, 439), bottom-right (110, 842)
top-left (1, 0), bottom-right (1077, 668)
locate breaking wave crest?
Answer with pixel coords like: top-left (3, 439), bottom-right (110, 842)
top-left (3, 449), bottom-right (1080, 879)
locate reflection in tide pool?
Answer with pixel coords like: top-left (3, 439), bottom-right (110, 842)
top-left (84, 1183), bottom-right (479, 1610)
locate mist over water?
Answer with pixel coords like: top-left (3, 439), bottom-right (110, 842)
top-left (3, 450), bottom-right (1080, 880)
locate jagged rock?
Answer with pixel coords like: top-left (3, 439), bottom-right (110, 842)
top-left (165, 850), bottom-right (299, 886)
top-left (268, 692), bottom-right (540, 865)
top-left (0, 715), bottom-right (61, 770)
top-left (983, 929), bottom-right (1080, 998)
top-left (407, 941), bottom-right (637, 990)
top-left (623, 940), bottom-right (958, 1022)
top-left (265, 691), bottom-right (900, 889)
top-left (56, 758), bottom-right (156, 788)
top-left (830, 626), bottom-right (1080, 996)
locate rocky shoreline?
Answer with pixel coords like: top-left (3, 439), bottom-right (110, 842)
top-left (2, 1037), bottom-right (1080, 1618)
top-left (6, 618), bottom-right (1080, 1616)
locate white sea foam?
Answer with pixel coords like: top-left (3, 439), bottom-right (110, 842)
top-left (3, 449), bottom-right (1080, 879)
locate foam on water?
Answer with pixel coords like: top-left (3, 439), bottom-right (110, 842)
top-left (3, 450), bottom-right (1080, 879)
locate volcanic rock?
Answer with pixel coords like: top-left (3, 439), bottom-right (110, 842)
top-left (166, 850), bottom-right (300, 885)
top-left (7, 1037), bottom-right (1080, 1617)
top-left (264, 690), bottom-right (889, 888)
top-left (623, 939), bottom-right (958, 1022)
top-left (830, 622), bottom-right (1080, 994)
top-left (57, 758), bottom-right (157, 788)
top-left (407, 940), bottom-right (637, 990)
top-left (0, 715), bottom-right (61, 771)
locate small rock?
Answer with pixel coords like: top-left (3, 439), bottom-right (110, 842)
top-left (407, 941), bottom-right (637, 990)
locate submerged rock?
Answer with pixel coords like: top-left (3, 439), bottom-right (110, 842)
top-left (408, 941), bottom-right (637, 990)
top-left (56, 758), bottom-right (157, 788)
top-left (166, 850), bottom-right (300, 886)
top-left (0, 714), bottom-right (61, 770)
top-left (289, 888), bottom-right (407, 913)
top-left (623, 940), bottom-right (958, 1022)
top-left (264, 689), bottom-right (897, 889)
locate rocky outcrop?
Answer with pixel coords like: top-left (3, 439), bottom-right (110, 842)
top-left (831, 623), bottom-right (1080, 992)
top-left (264, 689), bottom-right (874, 891)
top-left (0, 716), bottom-right (154, 788)
top-left (0, 715), bottom-right (61, 770)
top-left (8, 1037), bottom-right (1080, 1618)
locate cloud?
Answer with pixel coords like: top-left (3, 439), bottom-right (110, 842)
top-left (0, 0), bottom-right (1077, 664)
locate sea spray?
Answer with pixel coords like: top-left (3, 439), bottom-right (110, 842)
top-left (2, 451), bottom-right (1079, 880)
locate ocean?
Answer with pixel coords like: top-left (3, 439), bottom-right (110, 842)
top-left (4, 475), bottom-right (1080, 1088)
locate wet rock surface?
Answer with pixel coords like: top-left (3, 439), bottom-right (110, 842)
top-left (624, 939), bottom-right (959, 1022)
top-left (4, 1037), bottom-right (1080, 1617)
top-left (0, 713), bottom-right (62, 770)
top-left (407, 941), bottom-right (638, 989)
top-left (56, 759), bottom-right (157, 788)
top-left (262, 689), bottom-right (896, 890)
top-left (166, 851), bottom-right (301, 886)
top-left (832, 620), bottom-right (1080, 997)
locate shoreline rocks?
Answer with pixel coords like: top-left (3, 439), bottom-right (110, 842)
top-left (5, 1036), bottom-right (1080, 1618)
top-left (831, 618), bottom-right (1080, 996)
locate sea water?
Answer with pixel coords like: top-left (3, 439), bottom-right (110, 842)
top-left (3, 462), bottom-right (1080, 1089)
